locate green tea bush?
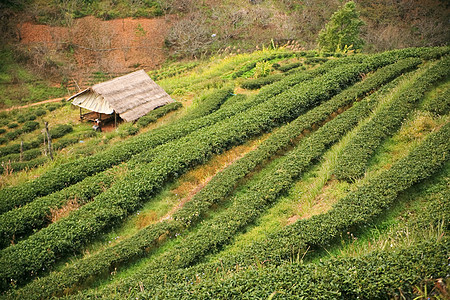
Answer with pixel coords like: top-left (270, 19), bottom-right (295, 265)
top-left (34, 108), bottom-right (46, 117)
top-left (7, 123), bottom-right (18, 129)
top-left (22, 121), bottom-right (39, 133)
top-left (0, 129), bottom-right (5, 135)
top-left (49, 124), bottom-right (73, 139)
top-left (24, 114), bottom-right (36, 121)
top-left (182, 88), bottom-right (232, 122)
top-left (136, 102), bottom-right (182, 128)
top-left (0, 157), bottom-right (48, 175)
top-left (334, 56), bottom-right (450, 181)
top-left (0, 169), bottom-right (117, 249)
top-left (423, 85), bottom-right (450, 115)
top-left (4, 130), bottom-right (21, 141)
top-left (240, 74), bottom-right (284, 90)
top-left (6, 59), bottom-right (418, 299)
top-left (278, 62), bottom-right (302, 72)
top-left (0, 149), bottom-right (42, 164)
top-left (216, 121), bottom-right (450, 270)
top-left (152, 239), bottom-right (449, 299)
top-left (0, 61), bottom-right (374, 289)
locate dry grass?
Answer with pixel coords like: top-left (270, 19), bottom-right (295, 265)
top-left (48, 198), bottom-right (81, 223)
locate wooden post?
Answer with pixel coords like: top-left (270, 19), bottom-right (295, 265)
top-left (42, 130), bottom-right (47, 156)
top-left (80, 107), bottom-right (82, 120)
top-left (45, 122), bottom-right (53, 160)
top-left (20, 141), bottom-right (23, 162)
top-left (114, 111), bottom-right (117, 128)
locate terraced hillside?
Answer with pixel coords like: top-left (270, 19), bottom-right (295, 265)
top-left (0, 47), bottom-right (449, 299)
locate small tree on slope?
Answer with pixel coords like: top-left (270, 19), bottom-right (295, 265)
top-left (318, 1), bottom-right (365, 52)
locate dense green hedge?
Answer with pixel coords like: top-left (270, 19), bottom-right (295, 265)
top-left (0, 124), bottom-right (73, 159)
top-left (0, 149), bottom-right (42, 164)
top-left (334, 56), bottom-right (450, 181)
top-left (214, 120), bottom-right (450, 271)
top-left (82, 118), bottom-right (450, 299)
top-left (0, 169), bottom-right (118, 249)
top-left (75, 66), bottom-right (400, 298)
top-left (278, 62), bottom-right (303, 72)
top-left (240, 73), bottom-right (284, 90)
top-left (1, 47), bottom-right (448, 294)
top-left (0, 156), bottom-right (48, 175)
top-left (136, 102), bottom-right (182, 128)
top-left (152, 238), bottom-right (449, 299)
top-left (423, 84), bottom-right (450, 115)
top-left (181, 88), bottom-right (232, 122)
top-left (0, 56), bottom-right (342, 215)
top-left (9, 56), bottom-right (418, 299)
top-left (0, 61), bottom-right (375, 290)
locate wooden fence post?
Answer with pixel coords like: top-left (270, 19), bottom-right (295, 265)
top-left (45, 122), bottom-right (53, 160)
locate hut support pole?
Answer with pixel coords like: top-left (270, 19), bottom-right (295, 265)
top-left (79, 107), bottom-right (82, 120)
top-left (114, 112), bottom-right (117, 128)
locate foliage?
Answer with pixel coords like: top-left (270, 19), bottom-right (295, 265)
top-left (240, 73), bottom-right (284, 90)
top-left (423, 84), bottom-right (450, 116)
top-left (334, 56), bottom-right (450, 181)
top-left (318, 1), bottom-right (365, 52)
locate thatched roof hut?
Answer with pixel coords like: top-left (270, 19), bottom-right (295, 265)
top-left (68, 70), bottom-right (174, 122)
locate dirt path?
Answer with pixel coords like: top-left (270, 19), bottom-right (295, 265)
top-left (1, 97), bottom-right (68, 112)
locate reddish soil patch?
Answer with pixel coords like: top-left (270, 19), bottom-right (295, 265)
top-left (18, 16), bottom-right (171, 86)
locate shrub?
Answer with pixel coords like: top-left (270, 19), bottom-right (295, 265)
top-left (22, 121), bottom-right (40, 133)
top-left (34, 108), bottom-right (46, 116)
top-left (49, 124), bottom-right (73, 139)
top-left (7, 122), bottom-right (18, 128)
top-left (240, 74), bottom-right (284, 90)
top-left (278, 62), bottom-right (303, 72)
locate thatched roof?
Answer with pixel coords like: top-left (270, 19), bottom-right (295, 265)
top-left (68, 70), bottom-right (174, 122)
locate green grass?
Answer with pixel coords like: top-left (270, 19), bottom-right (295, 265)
top-left (0, 49), bottom-right (67, 109)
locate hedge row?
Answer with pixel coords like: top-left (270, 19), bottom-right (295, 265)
top-left (215, 120), bottom-right (450, 271)
top-left (423, 84), bottom-right (450, 115)
top-left (79, 67), bottom-right (395, 298)
top-left (2, 121), bottom-right (40, 142)
top-left (277, 62), bottom-right (303, 72)
top-left (0, 124), bottom-right (73, 159)
top-left (240, 73), bottom-right (284, 90)
top-left (0, 168), bottom-right (120, 249)
top-left (0, 87), bottom-right (256, 213)
top-left (0, 61), bottom-right (374, 290)
top-left (89, 118), bottom-right (450, 299)
top-left (153, 238), bottom-right (449, 299)
top-left (180, 89), bottom-right (232, 122)
top-left (0, 60), bottom-right (326, 213)
top-left (230, 52), bottom-right (294, 78)
top-left (0, 149), bottom-right (42, 164)
top-left (2, 47), bottom-right (446, 290)
top-left (136, 102), bottom-right (182, 128)
top-left (0, 156), bottom-right (48, 175)
top-left (334, 55), bottom-right (450, 182)
top-left (0, 49), bottom-right (411, 212)
top-left (9, 56), bottom-right (417, 299)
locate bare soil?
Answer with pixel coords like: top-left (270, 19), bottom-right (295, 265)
top-left (18, 16), bottom-right (171, 87)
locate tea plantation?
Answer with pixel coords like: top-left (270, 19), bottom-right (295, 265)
top-left (0, 47), bottom-right (449, 299)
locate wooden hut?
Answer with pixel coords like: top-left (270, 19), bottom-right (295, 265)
top-left (68, 70), bottom-right (174, 127)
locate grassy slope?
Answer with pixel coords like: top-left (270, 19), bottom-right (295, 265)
top-left (1, 48), bottom-right (449, 299)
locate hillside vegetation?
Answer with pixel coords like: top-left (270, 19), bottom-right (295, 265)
top-left (0, 0), bottom-right (448, 108)
top-left (0, 46), bottom-right (449, 299)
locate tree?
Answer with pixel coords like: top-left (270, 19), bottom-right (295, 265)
top-left (317, 1), bottom-right (365, 52)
